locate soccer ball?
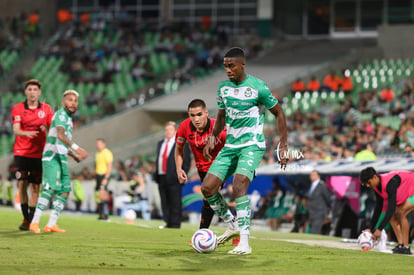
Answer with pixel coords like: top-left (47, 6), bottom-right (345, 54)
top-left (124, 209), bottom-right (137, 221)
top-left (358, 231), bottom-right (374, 251)
top-left (191, 229), bottom-right (218, 253)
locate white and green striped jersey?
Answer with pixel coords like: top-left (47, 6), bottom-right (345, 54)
top-left (42, 108), bottom-right (73, 162)
top-left (217, 74), bottom-right (278, 149)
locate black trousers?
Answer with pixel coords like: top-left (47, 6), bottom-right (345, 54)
top-left (158, 175), bottom-right (182, 228)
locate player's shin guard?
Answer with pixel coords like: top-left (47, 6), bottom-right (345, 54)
top-left (31, 189), bottom-right (54, 224)
top-left (200, 199), bottom-right (215, 229)
top-left (235, 196), bottom-right (251, 246)
top-left (205, 192), bottom-right (234, 223)
top-left (47, 194), bottom-right (68, 227)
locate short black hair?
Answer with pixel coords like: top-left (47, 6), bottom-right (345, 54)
top-left (224, 47), bottom-right (245, 58)
top-left (187, 99), bottom-right (206, 110)
top-left (24, 79), bottom-right (41, 89)
top-left (359, 166), bottom-right (377, 186)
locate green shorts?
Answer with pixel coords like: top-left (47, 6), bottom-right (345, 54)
top-left (207, 145), bottom-right (264, 182)
top-left (407, 194), bottom-right (414, 206)
top-left (42, 156), bottom-right (71, 194)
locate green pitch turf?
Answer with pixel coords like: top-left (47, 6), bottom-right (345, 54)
top-left (0, 207), bottom-right (413, 275)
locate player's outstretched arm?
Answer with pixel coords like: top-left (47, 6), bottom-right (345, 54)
top-left (56, 126), bottom-right (89, 161)
top-left (269, 104), bottom-right (288, 169)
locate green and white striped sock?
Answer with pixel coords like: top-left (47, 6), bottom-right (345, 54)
top-left (47, 194), bottom-right (68, 227)
top-left (236, 195), bottom-right (251, 246)
top-left (205, 192), bottom-right (234, 223)
top-left (31, 189), bottom-right (54, 224)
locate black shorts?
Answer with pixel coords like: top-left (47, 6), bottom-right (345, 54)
top-left (96, 174), bottom-right (110, 191)
top-left (198, 170), bottom-right (225, 189)
top-left (13, 156), bottom-right (42, 184)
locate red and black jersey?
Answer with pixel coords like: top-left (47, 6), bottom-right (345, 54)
top-left (11, 101), bottom-right (53, 158)
top-left (176, 117), bottom-right (226, 172)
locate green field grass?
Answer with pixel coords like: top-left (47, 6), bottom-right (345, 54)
top-left (0, 207), bottom-right (413, 275)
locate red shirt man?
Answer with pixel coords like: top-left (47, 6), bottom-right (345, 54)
top-left (175, 99), bottom-right (226, 229)
top-left (11, 79), bottom-right (53, 230)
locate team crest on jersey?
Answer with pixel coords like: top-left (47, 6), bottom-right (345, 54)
top-left (234, 89), bottom-right (239, 95)
top-left (38, 110), bottom-right (45, 119)
top-left (15, 171), bottom-right (21, 179)
top-left (59, 114), bottom-right (66, 121)
top-left (245, 88), bottom-right (252, 97)
top-left (177, 137), bottom-right (185, 143)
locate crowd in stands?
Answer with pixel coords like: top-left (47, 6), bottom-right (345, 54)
top-left (261, 69), bottom-right (414, 165)
top-left (0, 11), bottom-right (39, 53)
top-left (3, 10), bottom-right (263, 128)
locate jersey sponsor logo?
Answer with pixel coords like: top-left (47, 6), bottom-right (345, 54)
top-left (222, 88), bottom-right (229, 95)
top-left (15, 115), bottom-right (21, 121)
top-left (217, 96), bottom-right (223, 103)
top-left (177, 137), bottom-right (185, 143)
top-left (38, 110), bottom-right (45, 119)
top-left (228, 109), bottom-right (250, 118)
top-left (245, 88), bottom-right (252, 97)
top-left (15, 171), bottom-right (21, 179)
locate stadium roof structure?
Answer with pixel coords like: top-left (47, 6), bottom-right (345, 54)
top-left (256, 158), bottom-right (414, 176)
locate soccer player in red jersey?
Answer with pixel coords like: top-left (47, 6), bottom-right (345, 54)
top-left (360, 167), bottom-right (414, 254)
top-left (175, 99), bottom-right (227, 229)
top-left (11, 79), bottom-right (54, 230)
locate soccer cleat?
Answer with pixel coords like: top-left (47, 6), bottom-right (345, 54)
top-left (19, 220), bottom-right (30, 231)
top-left (393, 246), bottom-right (412, 255)
top-left (227, 245), bottom-right (252, 255)
top-left (44, 225), bottom-right (66, 233)
top-left (392, 244), bottom-right (403, 253)
top-left (29, 223), bottom-right (40, 234)
top-left (217, 228), bottom-right (240, 245)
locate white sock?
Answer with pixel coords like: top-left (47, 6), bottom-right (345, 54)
top-left (47, 210), bottom-right (59, 227)
top-left (31, 209), bottom-right (43, 224)
top-left (239, 234), bottom-right (249, 246)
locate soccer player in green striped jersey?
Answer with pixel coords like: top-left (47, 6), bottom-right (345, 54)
top-left (201, 47), bottom-right (289, 255)
top-left (29, 90), bottom-right (88, 233)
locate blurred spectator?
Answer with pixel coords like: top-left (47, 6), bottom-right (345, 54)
top-left (86, 90), bottom-right (99, 107)
top-left (307, 75), bottom-right (320, 91)
top-left (380, 86), bottom-right (395, 103)
top-left (340, 69), bottom-right (353, 92)
top-left (291, 78), bottom-right (305, 93)
top-left (0, 116), bottom-right (11, 136)
top-left (72, 173), bottom-right (85, 212)
top-left (322, 70), bottom-right (340, 91)
top-left (106, 56), bottom-right (122, 74)
top-left (354, 143), bottom-right (377, 161)
top-left (291, 193), bottom-right (309, 233)
top-left (119, 171), bottom-right (151, 220)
